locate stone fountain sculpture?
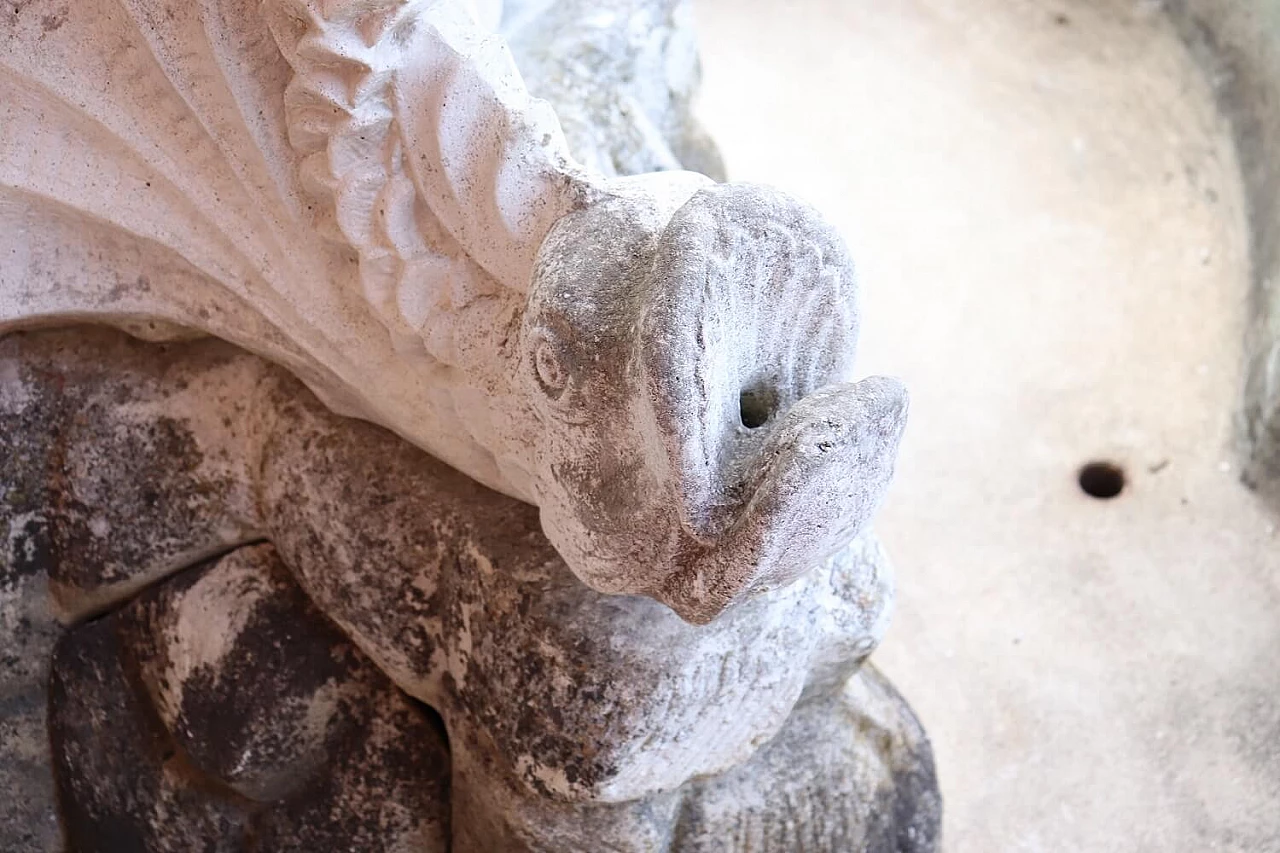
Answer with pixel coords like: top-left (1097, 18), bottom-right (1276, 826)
top-left (0, 0), bottom-right (941, 850)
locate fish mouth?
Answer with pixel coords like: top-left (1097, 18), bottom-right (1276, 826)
top-left (650, 376), bottom-right (908, 625)
top-left (628, 182), bottom-right (907, 624)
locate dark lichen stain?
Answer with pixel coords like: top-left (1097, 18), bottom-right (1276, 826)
top-left (166, 554), bottom-right (357, 798)
top-left (51, 545), bottom-right (451, 851)
top-left (49, 616), bottom-right (252, 853)
top-left (39, 7), bottom-right (65, 31)
top-left (0, 330), bottom-right (261, 604)
top-left (864, 763), bottom-right (944, 853)
top-left (10, 326), bottom-right (941, 851)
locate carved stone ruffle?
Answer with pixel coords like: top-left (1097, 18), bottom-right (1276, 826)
top-left (0, 0), bottom-right (907, 621)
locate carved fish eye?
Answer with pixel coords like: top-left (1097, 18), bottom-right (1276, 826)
top-left (532, 333), bottom-right (569, 399)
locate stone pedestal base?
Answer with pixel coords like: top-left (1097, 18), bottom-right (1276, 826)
top-left (2, 328), bottom-right (939, 851)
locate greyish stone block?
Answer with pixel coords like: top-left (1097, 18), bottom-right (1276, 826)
top-left (2, 328), bottom-right (938, 850)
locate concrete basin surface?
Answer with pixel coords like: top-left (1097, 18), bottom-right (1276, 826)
top-left (694, 1), bottom-right (1280, 850)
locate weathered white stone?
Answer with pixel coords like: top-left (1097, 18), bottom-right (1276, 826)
top-left (0, 1), bottom-right (931, 849)
top-left (0, 0), bottom-right (905, 622)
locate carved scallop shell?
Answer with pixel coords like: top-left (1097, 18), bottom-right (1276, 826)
top-left (0, 0), bottom-right (590, 490)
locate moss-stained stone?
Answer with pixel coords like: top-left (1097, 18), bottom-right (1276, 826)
top-left (49, 545), bottom-right (452, 852)
top-left (0, 331), bottom-right (266, 622)
top-left (7, 326), bottom-right (935, 851)
top-left (0, 340), bottom-right (63, 851)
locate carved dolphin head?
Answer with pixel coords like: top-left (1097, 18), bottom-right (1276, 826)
top-left (521, 178), bottom-right (907, 624)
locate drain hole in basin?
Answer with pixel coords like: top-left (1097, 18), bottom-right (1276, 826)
top-left (1078, 461), bottom-right (1125, 499)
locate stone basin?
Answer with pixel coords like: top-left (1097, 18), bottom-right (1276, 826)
top-left (693, 0), bottom-right (1280, 849)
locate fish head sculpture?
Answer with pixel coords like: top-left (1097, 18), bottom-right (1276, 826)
top-left (521, 179), bottom-right (909, 624)
top-left (0, 0), bottom-right (908, 626)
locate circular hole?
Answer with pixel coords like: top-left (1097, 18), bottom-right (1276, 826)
top-left (739, 387), bottom-right (777, 429)
top-left (1078, 461), bottom-right (1126, 499)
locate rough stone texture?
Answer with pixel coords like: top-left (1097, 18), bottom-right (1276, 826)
top-left (1, 327), bottom-right (938, 850)
top-left (1, 0), bottom-right (930, 846)
top-left (254, 357), bottom-right (919, 849)
top-left (50, 614), bottom-right (256, 853)
top-left (0, 332), bottom-right (266, 621)
top-left (445, 662), bottom-right (939, 853)
top-left (1162, 2), bottom-right (1280, 500)
top-left (0, 0), bottom-right (904, 621)
top-left (503, 0), bottom-right (728, 180)
top-left (522, 181), bottom-right (906, 621)
top-left (0, 328), bottom-right (271, 851)
top-left (49, 543), bottom-right (452, 853)
top-left (673, 668), bottom-right (940, 853)
top-left (0, 342), bottom-right (63, 852)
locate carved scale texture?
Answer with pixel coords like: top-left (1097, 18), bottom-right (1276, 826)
top-left (263, 0), bottom-right (593, 356)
